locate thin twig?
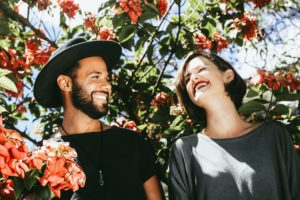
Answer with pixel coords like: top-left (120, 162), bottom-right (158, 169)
top-left (0, 1), bottom-right (57, 48)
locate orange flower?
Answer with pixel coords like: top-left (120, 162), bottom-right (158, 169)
top-left (117, 0), bottom-right (143, 24)
top-left (84, 14), bottom-right (97, 31)
top-left (57, 0), bottom-right (79, 18)
top-left (0, 118), bottom-right (30, 179)
top-left (213, 32), bottom-right (228, 52)
top-left (123, 120), bottom-right (141, 132)
top-left (156, 0), bottom-right (168, 16)
top-left (195, 34), bottom-right (212, 50)
top-left (234, 13), bottom-right (258, 40)
top-left (0, 180), bottom-right (15, 200)
top-left (248, 0), bottom-right (271, 8)
top-left (98, 26), bottom-right (116, 40)
top-left (37, 156), bottom-right (86, 198)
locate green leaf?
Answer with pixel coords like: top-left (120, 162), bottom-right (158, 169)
top-left (139, 3), bottom-right (159, 22)
top-left (0, 16), bottom-right (9, 35)
top-left (23, 169), bottom-right (41, 191)
top-left (34, 186), bottom-right (52, 200)
top-left (118, 25), bottom-right (137, 43)
top-left (112, 13), bottom-right (127, 30)
top-left (11, 177), bottom-right (25, 199)
top-left (0, 68), bottom-right (12, 77)
top-left (270, 104), bottom-right (290, 116)
top-left (0, 76), bottom-right (17, 93)
top-left (276, 93), bottom-right (300, 101)
top-left (137, 124), bottom-right (148, 131)
top-left (170, 115), bottom-right (184, 127)
top-left (0, 105), bottom-right (7, 113)
top-left (246, 87), bottom-right (261, 97)
top-left (239, 100), bottom-right (265, 115)
top-left (202, 18), bottom-right (217, 37)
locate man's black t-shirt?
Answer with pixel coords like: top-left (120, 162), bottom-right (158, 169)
top-left (57, 126), bottom-right (156, 200)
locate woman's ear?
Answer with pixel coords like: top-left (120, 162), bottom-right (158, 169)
top-left (57, 75), bottom-right (72, 92)
top-left (223, 69), bottom-right (234, 83)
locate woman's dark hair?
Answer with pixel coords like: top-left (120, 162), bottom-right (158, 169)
top-left (175, 50), bottom-right (247, 124)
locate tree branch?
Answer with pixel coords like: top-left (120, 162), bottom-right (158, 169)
top-left (0, 1), bottom-right (58, 48)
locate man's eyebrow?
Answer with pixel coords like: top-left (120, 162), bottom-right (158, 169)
top-left (88, 71), bottom-right (102, 75)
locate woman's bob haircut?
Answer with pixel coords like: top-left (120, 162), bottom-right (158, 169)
top-left (175, 50), bottom-right (247, 124)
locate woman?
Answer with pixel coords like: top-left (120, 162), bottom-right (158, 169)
top-left (168, 50), bottom-right (300, 200)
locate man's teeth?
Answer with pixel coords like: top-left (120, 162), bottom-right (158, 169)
top-left (93, 94), bottom-right (107, 100)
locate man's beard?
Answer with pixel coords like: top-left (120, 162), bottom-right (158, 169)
top-left (71, 81), bottom-right (108, 119)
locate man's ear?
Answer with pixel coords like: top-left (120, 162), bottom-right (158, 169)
top-left (223, 69), bottom-right (234, 83)
top-left (57, 75), bottom-right (72, 92)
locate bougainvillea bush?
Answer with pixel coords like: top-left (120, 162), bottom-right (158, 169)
top-left (0, 0), bottom-right (299, 189)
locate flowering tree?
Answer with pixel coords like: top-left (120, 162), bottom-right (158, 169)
top-left (0, 0), bottom-right (299, 192)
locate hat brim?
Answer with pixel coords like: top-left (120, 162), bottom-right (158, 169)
top-left (34, 40), bottom-right (122, 108)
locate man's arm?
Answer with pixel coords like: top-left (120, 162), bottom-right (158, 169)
top-left (144, 175), bottom-right (163, 200)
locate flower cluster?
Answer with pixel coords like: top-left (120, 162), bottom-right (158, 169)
top-left (25, 39), bottom-right (53, 66)
top-left (0, 49), bottom-right (29, 77)
top-left (248, 0), bottom-right (271, 8)
top-left (98, 26), bottom-right (116, 40)
top-left (170, 104), bottom-right (186, 116)
top-left (84, 15), bottom-right (116, 40)
top-left (28, 140), bottom-right (86, 197)
top-left (36, 0), bottom-right (52, 11)
top-left (151, 92), bottom-right (172, 108)
top-left (234, 13), bottom-right (258, 40)
top-left (195, 32), bottom-right (228, 52)
top-left (0, 117), bottom-right (86, 199)
top-left (220, 0), bottom-right (271, 8)
top-left (116, 0), bottom-right (143, 24)
top-left (57, 0), bottom-right (79, 18)
top-left (112, 118), bottom-right (141, 132)
top-left (250, 69), bottom-right (300, 92)
top-left (84, 14), bottom-right (97, 31)
top-left (0, 179), bottom-right (15, 200)
top-left (156, 0), bottom-right (168, 16)
top-left (0, 119), bottom-right (29, 179)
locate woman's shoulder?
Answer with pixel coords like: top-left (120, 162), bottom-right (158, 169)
top-left (172, 134), bottom-right (199, 151)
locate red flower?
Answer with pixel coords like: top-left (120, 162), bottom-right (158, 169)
top-left (156, 0), bottom-right (168, 16)
top-left (36, 0), bottom-right (52, 11)
top-left (0, 117), bottom-right (30, 179)
top-left (248, 0), bottom-right (271, 8)
top-left (234, 13), bottom-right (258, 40)
top-left (151, 92), bottom-right (172, 108)
top-left (57, 0), bottom-right (79, 18)
top-left (0, 180), bottom-right (15, 200)
top-left (117, 0), bottom-right (143, 24)
top-left (195, 34), bottom-right (212, 50)
top-left (123, 120), bottom-right (140, 132)
top-left (29, 140), bottom-right (86, 197)
top-left (250, 69), bottom-right (300, 92)
top-left (213, 32), bottom-right (228, 52)
top-left (84, 14), bottom-right (97, 31)
top-left (98, 26), bottom-right (116, 40)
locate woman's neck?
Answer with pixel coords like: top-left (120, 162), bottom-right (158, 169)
top-left (203, 97), bottom-right (253, 139)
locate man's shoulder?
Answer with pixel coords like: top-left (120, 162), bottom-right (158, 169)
top-left (107, 126), bottom-right (146, 139)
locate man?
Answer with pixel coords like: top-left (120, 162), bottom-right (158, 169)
top-left (33, 38), bottom-right (163, 199)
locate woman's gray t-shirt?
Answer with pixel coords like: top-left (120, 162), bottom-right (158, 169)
top-left (169, 121), bottom-right (300, 200)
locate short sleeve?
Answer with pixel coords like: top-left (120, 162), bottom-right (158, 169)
top-left (280, 124), bottom-right (300, 199)
top-left (138, 135), bottom-right (157, 182)
top-left (168, 140), bottom-right (191, 200)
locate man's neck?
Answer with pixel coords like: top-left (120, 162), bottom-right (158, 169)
top-left (62, 108), bottom-right (102, 135)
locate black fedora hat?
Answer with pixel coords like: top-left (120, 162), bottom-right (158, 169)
top-left (33, 37), bottom-right (122, 108)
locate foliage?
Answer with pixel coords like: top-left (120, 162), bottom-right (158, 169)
top-left (0, 0), bottom-right (299, 189)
